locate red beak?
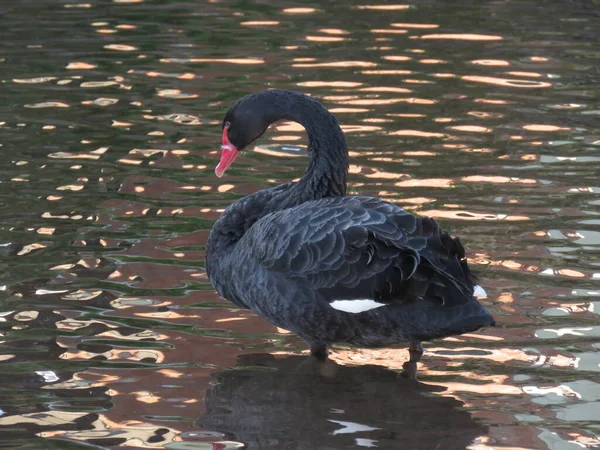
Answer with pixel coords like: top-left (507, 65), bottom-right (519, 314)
top-left (215, 126), bottom-right (240, 178)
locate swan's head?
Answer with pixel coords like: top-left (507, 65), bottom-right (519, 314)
top-left (215, 92), bottom-right (273, 177)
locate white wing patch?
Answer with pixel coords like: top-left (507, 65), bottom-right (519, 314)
top-left (473, 285), bottom-right (488, 298)
top-left (329, 299), bottom-right (387, 313)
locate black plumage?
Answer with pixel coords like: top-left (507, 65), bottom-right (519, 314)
top-left (206, 90), bottom-right (494, 370)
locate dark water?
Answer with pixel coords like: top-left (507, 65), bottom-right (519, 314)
top-left (1, 0), bottom-right (599, 449)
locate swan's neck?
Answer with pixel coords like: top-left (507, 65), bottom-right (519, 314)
top-left (206, 92), bottom-right (348, 274)
top-left (281, 93), bottom-right (349, 197)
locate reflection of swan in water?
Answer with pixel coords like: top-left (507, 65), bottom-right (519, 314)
top-left (199, 354), bottom-right (487, 450)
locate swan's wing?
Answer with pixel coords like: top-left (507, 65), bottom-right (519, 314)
top-left (245, 196), bottom-right (476, 310)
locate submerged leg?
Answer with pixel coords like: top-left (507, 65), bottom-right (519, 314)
top-left (298, 333), bottom-right (329, 360)
top-left (402, 340), bottom-right (423, 379)
top-left (408, 340), bottom-right (424, 363)
top-left (309, 342), bottom-right (329, 361)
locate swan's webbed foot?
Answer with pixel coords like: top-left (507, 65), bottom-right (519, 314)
top-left (401, 340), bottom-right (423, 380)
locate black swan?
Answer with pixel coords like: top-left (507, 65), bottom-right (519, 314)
top-left (206, 90), bottom-right (494, 372)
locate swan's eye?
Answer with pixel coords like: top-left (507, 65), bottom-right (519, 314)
top-left (224, 121), bottom-right (231, 129)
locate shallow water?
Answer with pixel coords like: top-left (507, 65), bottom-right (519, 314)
top-left (1, 0), bottom-right (599, 449)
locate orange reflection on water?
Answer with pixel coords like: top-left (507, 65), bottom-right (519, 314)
top-left (66, 61), bottom-right (97, 69)
top-left (306, 35), bottom-right (346, 42)
top-left (240, 21), bottom-right (280, 26)
top-left (161, 57), bottom-right (264, 64)
top-left (462, 75), bottom-right (551, 88)
top-left (282, 7), bottom-right (316, 13)
top-left (420, 210), bottom-right (531, 221)
top-left (523, 124), bottom-right (567, 131)
top-left (339, 98), bottom-right (433, 106)
top-left (505, 71), bottom-right (542, 78)
top-left (297, 81), bottom-right (362, 87)
top-left (329, 107), bottom-right (370, 113)
top-left (292, 61), bottom-right (376, 68)
top-left (392, 23), bottom-right (439, 29)
top-left (318, 28), bottom-right (349, 35)
top-left (360, 86), bottom-right (412, 93)
top-left (390, 130), bottom-right (444, 137)
top-left (462, 175), bottom-right (538, 185)
top-left (474, 98), bottom-right (511, 104)
top-left (370, 29), bottom-right (408, 34)
top-left (396, 178), bottom-right (453, 188)
top-left (420, 34), bottom-right (502, 41)
top-left (361, 70), bottom-right (412, 75)
top-left (471, 59), bottom-right (510, 66)
top-left (381, 55), bottom-right (412, 61)
top-left (449, 125), bottom-right (492, 133)
top-left (356, 4), bottom-right (409, 9)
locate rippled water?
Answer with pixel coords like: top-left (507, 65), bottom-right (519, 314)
top-left (1, 1), bottom-right (599, 449)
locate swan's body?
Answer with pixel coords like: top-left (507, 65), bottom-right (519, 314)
top-left (206, 90), bottom-right (494, 368)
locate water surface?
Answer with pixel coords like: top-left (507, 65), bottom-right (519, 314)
top-left (1, 0), bottom-right (599, 449)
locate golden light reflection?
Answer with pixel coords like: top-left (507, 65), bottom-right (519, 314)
top-left (470, 59), bottom-right (510, 66)
top-left (420, 210), bottom-right (530, 221)
top-left (462, 175), bottom-right (537, 185)
top-left (396, 178), bottom-right (453, 188)
top-left (362, 70), bottom-right (412, 75)
top-left (370, 29), bottom-right (408, 34)
top-left (25, 102), bottom-right (69, 108)
top-left (66, 62), bottom-right (97, 69)
top-left (80, 81), bottom-right (118, 88)
top-left (282, 7), bottom-right (316, 13)
top-left (365, 170), bottom-right (406, 180)
top-left (381, 55), bottom-right (412, 61)
top-left (156, 89), bottom-right (198, 99)
top-left (241, 21), bottom-right (280, 26)
top-left (82, 97), bottom-right (119, 106)
top-left (392, 23), bottom-right (439, 28)
top-left (161, 57), bottom-right (264, 64)
top-left (328, 108), bottom-right (371, 113)
top-left (360, 87), bottom-right (411, 93)
top-left (390, 130), bottom-right (444, 137)
top-left (474, 98), bottom-right (510, 104)
top-left (340, 98), bottom-right (434, 105)
top-left (462, 75), bottom-right (551, 88)
top-left (292, 61), bottom-right (376, 68)
top-left (420, 34), bottom-right (502, 41)
top-left (297, 81), bottom-right (362, 87)
top-left (271, 135), bottom-right (302, 141)
top-left (420, 59), bottom-right (447, 64)
top-left (356, 4), bottom-right (410, 10)
top-left (505, 71), bottom-right (542, 78)
top-left (157, 369), bottom-right (183, 378)
top-left (318, 28), bottom-right (349, 35)
top-left (449, 125), bottom-right (492, 133)
top-left (340, 125), bottom-right (382, 133)
top-left (387, 113), bottom-right (426, 118)
top-left (404, 79), bottom-right (434, 84)
top-left (522, 124), bottom-right (566, 131)
top-left (306, 35), bottom-right (345, 42)
top-left (104, 44), bottom-right (137, 51)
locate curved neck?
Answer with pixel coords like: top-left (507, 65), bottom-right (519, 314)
top-left (207, 91), bottom-right (349, 272)
top-left (272, 91), bottom-right (349, 197)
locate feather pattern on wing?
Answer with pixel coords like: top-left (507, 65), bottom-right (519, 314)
top-left (239, 196), bottom-right (476, 311)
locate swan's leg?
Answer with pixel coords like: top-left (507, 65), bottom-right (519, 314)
top-left (309, 342), bottom-right (329, 361)
top-left (300, 335), bottom-right (329, 360)
top-left (408, 340), bottom-right (423, 363)
top-left (402, 340), bottom-right (423, 379)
